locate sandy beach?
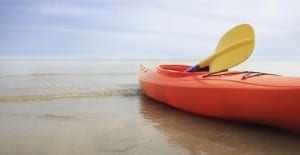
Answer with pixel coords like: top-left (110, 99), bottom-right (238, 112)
top-left (0, 60), bottom-right (300, 155)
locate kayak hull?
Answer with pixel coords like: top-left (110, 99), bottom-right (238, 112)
top-left (139, 64), bottom-right (300, 133)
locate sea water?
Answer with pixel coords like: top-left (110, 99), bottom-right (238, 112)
top-left (1, 59), bottom-right (300, 101)
top-left (0, 59), bottom-right (300, 155)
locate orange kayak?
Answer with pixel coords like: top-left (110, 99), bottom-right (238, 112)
top-left (139, 64), bottom-right (300, 133)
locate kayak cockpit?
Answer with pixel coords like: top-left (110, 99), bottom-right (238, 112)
top-left (157, 65), bottom-right (208, 77)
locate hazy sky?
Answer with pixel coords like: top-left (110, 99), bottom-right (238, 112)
top-left (0, 0), bottom-right (300, 59)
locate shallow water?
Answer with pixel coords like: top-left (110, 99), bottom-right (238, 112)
top-left (0, 60), bottom-right (300, 155)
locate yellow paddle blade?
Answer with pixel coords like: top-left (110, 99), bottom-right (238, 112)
top-left (199, 24), bottom-right (255, 72)
top-left (215, 24), bottom-right (255, 54)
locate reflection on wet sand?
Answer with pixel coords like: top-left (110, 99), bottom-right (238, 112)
top-left (139, 95), bottom-right (300, 155)
top-left (0, 95), bottom-right (299, 155)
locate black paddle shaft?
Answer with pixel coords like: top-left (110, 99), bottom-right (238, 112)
top-left (185, 65), bottom-right (209, 72)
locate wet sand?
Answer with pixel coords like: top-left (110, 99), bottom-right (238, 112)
top-left (0, 95), bottom-right (300, 155)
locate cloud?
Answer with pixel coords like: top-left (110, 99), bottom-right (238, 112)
top-left (0, 0), bottom-right (300, 59)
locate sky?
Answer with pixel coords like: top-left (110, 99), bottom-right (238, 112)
top-left (0, 0), bottom-right (300, 60)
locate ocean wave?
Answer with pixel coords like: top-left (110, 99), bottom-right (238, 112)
top-left (0, 72), bottom-right (137, 78)
top-left (0, 88), bottom-right (143, 102)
